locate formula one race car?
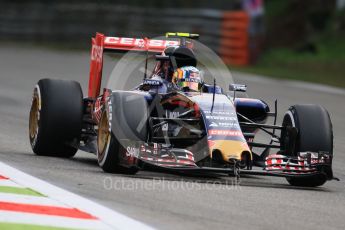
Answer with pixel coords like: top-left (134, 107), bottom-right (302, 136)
top-left (29, 32), bottom-right (336, 187)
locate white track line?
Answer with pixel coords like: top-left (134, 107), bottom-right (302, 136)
top-left (0, 179), bottom-right (24, 188)
top-left (0, 162), bottom-right (154, 230)
top-left (232, 71), bottom-right (345, 96)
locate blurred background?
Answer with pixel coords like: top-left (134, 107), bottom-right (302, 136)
top-left (1, 0), bottom-right (344, 88)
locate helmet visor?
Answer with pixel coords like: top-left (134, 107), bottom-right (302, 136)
top-left (177, 78), bottom-right (201, 91)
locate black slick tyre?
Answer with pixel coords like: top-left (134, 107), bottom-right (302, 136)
top-left (281, 104), bottom-right (333, 187)
top-left (29, 79), bottom-right (83, 158)
top-left (97, 92), bottom-right (149, 174)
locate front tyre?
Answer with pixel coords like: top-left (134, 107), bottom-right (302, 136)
top-left (29, 79), bottom-right (83, 157)
top-left (97, 110), bottom-right (139, 174)
top-left (97, 91), bottom-right (149, 174)
top-left (281, 104), bottom-right (333, 187)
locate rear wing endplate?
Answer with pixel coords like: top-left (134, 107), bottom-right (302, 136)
top-left (88, 32), bottom-right (180, 98)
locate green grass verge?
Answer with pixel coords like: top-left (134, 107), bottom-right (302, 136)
top-left (232, 37), bottom-right (345, 88)
top-left (0, 186), bottom-right (45, 197)
top-left (0, 223), bottom-right (76, 230)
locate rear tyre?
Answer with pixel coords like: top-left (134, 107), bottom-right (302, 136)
top-left (29, 79), bottom-right (83, 158)
top-left (97, 92), bottom-right (149, 174)
top-left (281, 104), bottom-right (333, 187)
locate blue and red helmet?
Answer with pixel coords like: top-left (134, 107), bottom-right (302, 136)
top-left (172, 66), bottom-right (203, 92)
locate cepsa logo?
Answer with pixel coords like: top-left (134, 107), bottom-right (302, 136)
top-left (91, 44), bottom-right (102, 62)
top-left (105, 37), bottom-right (179, 48)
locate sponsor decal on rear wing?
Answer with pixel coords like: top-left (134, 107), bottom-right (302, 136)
top-left (104, 36), bottom-right (179, 53)
top-left (88, 32), bottom-right (180, 99)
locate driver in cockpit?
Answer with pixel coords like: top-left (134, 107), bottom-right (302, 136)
top-left (147, 46), bottom-right (203, 93)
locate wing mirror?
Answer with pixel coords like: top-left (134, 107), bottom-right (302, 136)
top-left (229, 84), bottom-right (247, 92)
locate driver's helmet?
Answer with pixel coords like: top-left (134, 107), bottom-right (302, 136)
top-left (172, 47), bottom-right (197, 68)
top-left (172, 66), bottom-right (203, 92)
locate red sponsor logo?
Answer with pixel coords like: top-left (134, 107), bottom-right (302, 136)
top-left (208, 130), bottom-right (242, 136)
top-left (104, 37), bottom-right (179, 49)
top-left (91, 44), bottom-right (102, 62)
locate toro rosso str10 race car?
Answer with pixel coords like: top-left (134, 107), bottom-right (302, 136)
top-left (29, 32), bottom-right (337, 187)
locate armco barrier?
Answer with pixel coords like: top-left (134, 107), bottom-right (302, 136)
top-left (0, 3), bottom-right (255, 66)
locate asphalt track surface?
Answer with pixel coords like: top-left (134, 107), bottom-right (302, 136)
top-left (0, 44), bottom-right (345, 230)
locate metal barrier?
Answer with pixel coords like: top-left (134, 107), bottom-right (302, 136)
top-left (0, 3), bottom-right (255, 66)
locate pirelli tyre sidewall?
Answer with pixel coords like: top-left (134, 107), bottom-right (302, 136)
top-left (281, 104), bottom-right (333, 187)
top-left (29, 79), bottom-right (83, 157)
top-left (97, 91), bottom-right (149, 174)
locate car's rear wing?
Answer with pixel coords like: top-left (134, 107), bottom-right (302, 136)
top-left (104, 36), bottom-right (180, 52)
top-left (88, 32), bottom-right (180, 98)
